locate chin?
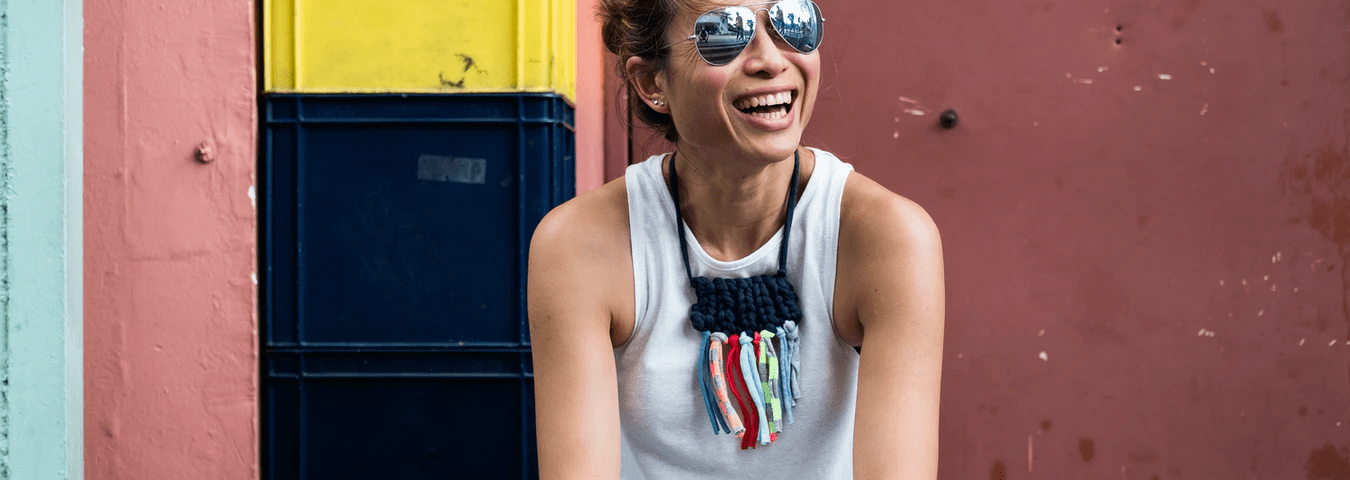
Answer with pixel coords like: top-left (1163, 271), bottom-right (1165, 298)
top-left (751, 134), bottom-right (805, 162)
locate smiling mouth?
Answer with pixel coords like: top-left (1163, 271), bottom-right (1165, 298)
top-left (733, 90), bottom-right (797, 120)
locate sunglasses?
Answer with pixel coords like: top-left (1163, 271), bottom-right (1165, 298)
top-left (670, 1), bottom-right (825, 66)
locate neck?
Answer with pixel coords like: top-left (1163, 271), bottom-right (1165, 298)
top-left (669, 146), bottom-right (806, 262)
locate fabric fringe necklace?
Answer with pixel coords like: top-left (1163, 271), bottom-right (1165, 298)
top-left (669, 151), bottom-right (804, 450)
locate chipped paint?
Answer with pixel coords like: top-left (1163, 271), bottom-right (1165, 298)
top-left (1158, 73), bottom-right (1173, 80)
top-left (897, 96), bottom-right (931, 117)
top-left (1027, 436), bottom-right (1033, 472)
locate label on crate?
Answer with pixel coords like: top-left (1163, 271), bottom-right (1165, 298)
top-left (417, 155), bottom-right (487, 185)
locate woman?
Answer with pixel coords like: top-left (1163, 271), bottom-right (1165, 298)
top-left (528, 0), bottom-right (945, 477)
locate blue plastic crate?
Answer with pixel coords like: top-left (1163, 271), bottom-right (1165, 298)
top-left (262, 93), bottom-right (572, 479)
top-left (264, 93), bottom-right (573, 346)
top-left (265, 349), bottom-right (536, 479)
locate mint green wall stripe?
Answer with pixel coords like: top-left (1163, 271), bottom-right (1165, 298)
top-left (0, 0), bottom-right (84, 476)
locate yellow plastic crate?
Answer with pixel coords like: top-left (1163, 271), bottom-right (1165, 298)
top-left (265, 0), bottom-right (575, 100)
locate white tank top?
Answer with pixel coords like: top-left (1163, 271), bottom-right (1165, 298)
top-left (617, 148), bottom-right (859, 479)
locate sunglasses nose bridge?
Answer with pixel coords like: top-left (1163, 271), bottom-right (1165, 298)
top-left (737, 12), bottom-right (791, 73)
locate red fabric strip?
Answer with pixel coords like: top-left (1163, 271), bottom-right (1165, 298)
top-left (726, 339), bottom-right (756, 450)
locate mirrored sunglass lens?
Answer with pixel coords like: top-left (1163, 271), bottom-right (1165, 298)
top-left (769, 0), bottom-right (823, 53)
top-left (693, 7), bottom-right (754, 65)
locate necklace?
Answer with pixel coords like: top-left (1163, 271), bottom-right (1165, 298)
top-left (669, 150), bottom-right (804, 449)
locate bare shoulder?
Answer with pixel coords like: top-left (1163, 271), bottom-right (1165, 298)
top-left (528, 176), bottom-right (634, 342)
top-left (839, 171), bottom-right (941, 254)
top-left (834, 171), bottom-right (944, 342)
top-left (532, 176), bottom-right (631, 259)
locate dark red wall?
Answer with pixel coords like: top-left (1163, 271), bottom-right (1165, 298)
top-left (604, 0), bottom-right (1350, 477)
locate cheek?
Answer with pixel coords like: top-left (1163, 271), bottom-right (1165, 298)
top-left (798, 59), bottom-right (822, 114)
top-left (677, 72), bottom-right (732, 112)
top-left (801, 57), bottom-right (822, 86)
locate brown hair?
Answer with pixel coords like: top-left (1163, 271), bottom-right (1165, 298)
top-left (598, 0), bottom-right (692, 143)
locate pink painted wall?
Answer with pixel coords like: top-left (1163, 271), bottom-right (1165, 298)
top-left (84, 0), bottom-right (258, 478)
top-left (576, 0), bottom-right (606, 193)
top-left (603, 0), bottom-right (1350, 477)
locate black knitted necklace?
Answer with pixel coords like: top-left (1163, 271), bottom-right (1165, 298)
top-left (669, 150), bottom-right (804, 449)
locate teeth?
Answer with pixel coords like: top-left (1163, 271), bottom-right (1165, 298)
top-left (749, 108), bottom-right (788, 120)
top-left (734, 91), bottom-right (794, 110)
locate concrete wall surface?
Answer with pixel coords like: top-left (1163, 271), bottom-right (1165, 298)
top-left (84, 0), bottom-right (257, 477)
top-left (0, 0), bottom-right (84, 477)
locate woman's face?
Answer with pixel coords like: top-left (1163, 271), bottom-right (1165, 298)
top-left (658, 0), bottom-right (821, 164)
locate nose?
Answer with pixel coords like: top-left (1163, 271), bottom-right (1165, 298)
top-left (740, 11), bottom-right (790, 77)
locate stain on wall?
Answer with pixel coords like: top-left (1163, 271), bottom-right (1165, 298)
top-left (1306, 443), bottom-right (1350, 480)
top-left (990, 460), bottom-right (1007, 480)
top-left (1281, 138), bottom-right (1350, 342)
top-left (1079, 438), bottom-right (1096, 463)
top-left (1263, 8), bottom-right (1285, 34)
top-left (1169, 0), bottom-right (1204, 30)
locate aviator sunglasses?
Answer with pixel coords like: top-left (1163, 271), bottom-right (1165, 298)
top-left (669, 0), bottom-right (825, 66)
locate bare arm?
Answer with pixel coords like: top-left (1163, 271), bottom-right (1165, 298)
top-left (837, 174), bottom-right (946, 479)
top-left (528, 184), bottom-right (632, 479)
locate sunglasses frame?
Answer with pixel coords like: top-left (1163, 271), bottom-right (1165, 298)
top-left (667, 0), bottom-right (826, 66)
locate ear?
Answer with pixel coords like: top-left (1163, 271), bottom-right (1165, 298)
top-left (625, 56), bottom-right (669, 113)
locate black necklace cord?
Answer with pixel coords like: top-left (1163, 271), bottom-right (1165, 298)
top-left (669, 149), bottom-right (802, 282)
top-left (778, 152), bottom-right (802, 276)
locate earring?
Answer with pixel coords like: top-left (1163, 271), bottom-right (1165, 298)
top-left (652, 99), bottom-right (665, 107)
